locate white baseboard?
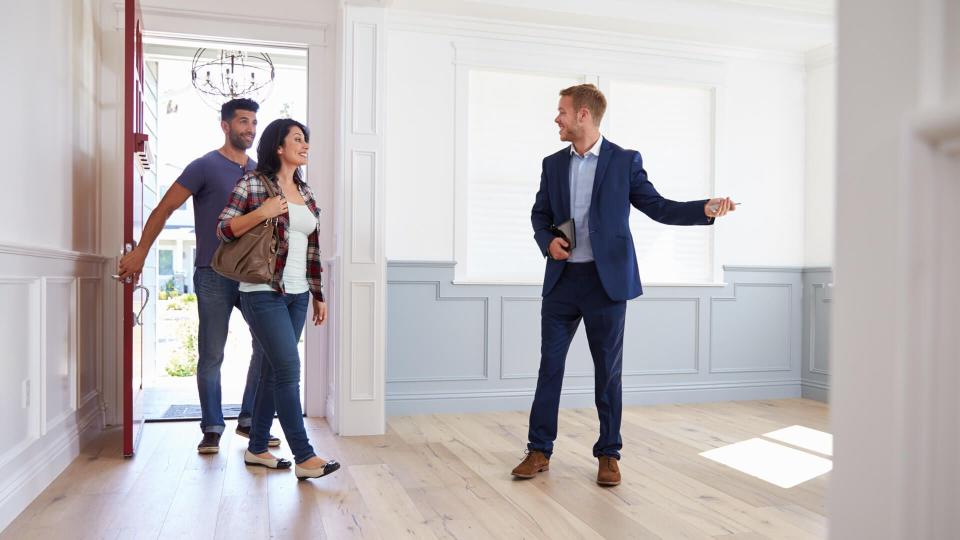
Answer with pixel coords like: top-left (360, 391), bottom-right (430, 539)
top-left (0, 399), bottom-right (103, 533)
top-left (801, 380), bottom-right (830, 403)
top-left (386, 380), bottom-right (802, 415)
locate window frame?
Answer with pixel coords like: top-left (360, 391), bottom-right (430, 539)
top-left (452, 42), bottom-right (727, 285)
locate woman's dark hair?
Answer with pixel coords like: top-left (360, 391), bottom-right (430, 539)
top-left (256, 118), bottom-right (310, 184)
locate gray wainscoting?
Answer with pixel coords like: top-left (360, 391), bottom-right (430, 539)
top-left (387, 262), bottom-right (830, 415)
top-left (801, 267), bottom-right (833, 402)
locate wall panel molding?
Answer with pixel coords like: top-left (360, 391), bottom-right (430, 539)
top-left (808, 283), bottom-right (832, 375)
top-left (387, 281), bottom-right (488, 383)
top-left (624, 297), bottom-right (701, 376)
top-left (42, 278), bottom-right (78, 436)
top-left (351, 22), bottom-right (379, 135)
top-left (387, 263), bottom-right (812, 414)
top-left (498, 296), bottom-right (542, 380)
top-left (0, 252), bottom-right (105, 532)
top-left (0, 400), bottom-right (101, 533)
top-left (349, 281), bottom-right (377, 401)
top-left (709, 282), bottom-right (794, 373)
top-left (333, 5), bottom-right (388, 436)
top-left (801, 269), bottom-right (832, 402)
top-left (77, 278), bottom-right (102, 410)
top-left (0, 242), bottom-right (110, 264)
top-left (0, 278), bottom-right (41, 473)
top-left (350, 150), bottom-right (377, 264)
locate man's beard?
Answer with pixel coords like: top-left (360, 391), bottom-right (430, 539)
top-left (229, 130), bottom-right (253, 150)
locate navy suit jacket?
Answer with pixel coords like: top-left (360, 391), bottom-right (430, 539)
top-left (531, 138), bottom-right (712, 301)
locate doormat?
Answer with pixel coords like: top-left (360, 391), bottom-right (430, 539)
top-left (155, 403), bottom-right (243, 421)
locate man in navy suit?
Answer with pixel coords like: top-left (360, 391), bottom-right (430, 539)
top-left (511, 84), bottom-right (735, 486)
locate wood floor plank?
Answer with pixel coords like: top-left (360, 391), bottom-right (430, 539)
top-left (213, 493), bottom-right (270, 540)
top-left (405, 486), bottom-right (510, 540)
top-left (157, 466), bottom-right (227, 539)
top-left (2, 400), bottom-right (829, 540)
top-left (438, 436), bottom-right (606, 539)
top-left (614, 500), bottom-right (719, 540)
top-left (530, 477), bottom-right (662, 539)
top-left (101, 424), bottom-right (196, 536)
top-left (266, 471), bottom-right (330, 540)
top-left (751, 505), bottom-right (828, 537)
top-left (350, 464), bottom-right (439, 539)
top-left (548, 430), bottom-right (751, 537)
top-left (321, 512), bottom-right (383, 539)
top-left (403, 442), bottom-right (557, 538)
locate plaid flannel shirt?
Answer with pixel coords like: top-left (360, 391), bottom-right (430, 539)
top-left (217, 171), bottom-right (324, 301)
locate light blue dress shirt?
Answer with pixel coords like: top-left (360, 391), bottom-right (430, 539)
top-left (567, 135), bottom-right (603, 263)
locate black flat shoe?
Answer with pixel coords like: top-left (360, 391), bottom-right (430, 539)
top-left (244, 450), bottom-right (292, 470)
top-left (295, 460), bottom-right (340, 480)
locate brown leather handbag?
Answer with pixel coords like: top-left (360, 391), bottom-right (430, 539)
top-left (211, 174), bottom-right (280, 284)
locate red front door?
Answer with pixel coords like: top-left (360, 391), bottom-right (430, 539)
top-left (123, 0), bottom-right (147, 457)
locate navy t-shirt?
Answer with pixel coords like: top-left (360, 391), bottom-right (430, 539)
top-left (176, 150), bottom-right (256, 267)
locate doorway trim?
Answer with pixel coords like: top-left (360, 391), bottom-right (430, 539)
top-left (106, 2), bottom-right (340, 427)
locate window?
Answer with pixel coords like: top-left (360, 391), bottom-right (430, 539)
top-left (465, 69), bottom-right (581, 281)
top-left (158, 249), bottom-right (174, 275)
top-left (463, 69), bottom-right (716, 284)
top-left (604, 79), bottom-right (715, 284)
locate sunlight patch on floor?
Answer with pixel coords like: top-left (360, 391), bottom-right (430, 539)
top-left (763, 425), bottom-right (833, 456)
top-left (700, 437), bottom-right (833, 488)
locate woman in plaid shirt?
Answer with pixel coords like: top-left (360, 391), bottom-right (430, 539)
top-left (217, 118), bottom-right (339, 480)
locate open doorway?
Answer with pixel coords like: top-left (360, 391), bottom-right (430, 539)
top-left (139, 36), bottom-right (308, 423)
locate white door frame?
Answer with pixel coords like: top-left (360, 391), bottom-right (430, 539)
top-left (329, 3), bottom-right (387, 435)
top-left (105, 2), bottom-right (347, 425)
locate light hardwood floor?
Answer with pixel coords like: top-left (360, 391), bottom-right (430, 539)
top-left (1, 399), bottom-right (829, 539)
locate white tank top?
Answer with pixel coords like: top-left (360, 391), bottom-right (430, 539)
top-left (239, 202), bottom-right (317, 294)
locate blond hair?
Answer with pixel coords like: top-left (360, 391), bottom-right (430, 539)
top-left (559, 83), bottom-right (607, 125)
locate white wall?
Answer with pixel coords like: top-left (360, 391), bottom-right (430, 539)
top-left (804, 47), bottom-right (836, 267)
top-left (1, 1), bottom-right (100, 252)
top-left (385, 13), bottom-right (816, 270)
top-left (0, 0), bottom-right (107, 532)
top-left (384, 28), bottom-right (457, 261)
top-left (719, 57), bottom-right (807, 267)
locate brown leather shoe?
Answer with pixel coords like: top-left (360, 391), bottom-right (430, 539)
top-left (597, 456), bottom-right (621, 486)
top-left (511, 450), bottom-right (550, 479)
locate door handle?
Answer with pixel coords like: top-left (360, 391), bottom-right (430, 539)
top-left (112, 241), bottom-right (139, 284)
top-left (133, 284), bottom-right (150, 327)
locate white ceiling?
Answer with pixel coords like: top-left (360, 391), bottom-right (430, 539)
top-left (389, 0), bottom-right (835, 53)
top-left (720, 0), bottom-right (833, 16)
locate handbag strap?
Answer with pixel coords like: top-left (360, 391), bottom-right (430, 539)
top-left (253, 173), bottom-right (282, 245)
top-left (256, 171), bottom-right (279, 199)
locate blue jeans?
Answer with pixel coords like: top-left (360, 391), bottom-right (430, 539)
top-left (193, 267), bottom-right (266, 434)
top-left (528, 262), bottom-right (625, 459)
top-left (240, 290), bottom-right (316, 463)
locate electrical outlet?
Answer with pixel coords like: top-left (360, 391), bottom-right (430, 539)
top-left (22, 379), bottom-right (29, 409)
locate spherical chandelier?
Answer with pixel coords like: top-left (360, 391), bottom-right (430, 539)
top-left (191, 48), bottom-right (275, 110)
